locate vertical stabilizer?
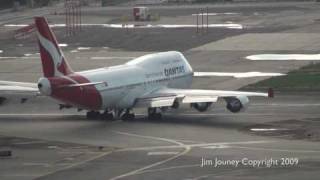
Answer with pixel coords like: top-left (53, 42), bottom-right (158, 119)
top-left (35, 17), bottom-right (73, 77)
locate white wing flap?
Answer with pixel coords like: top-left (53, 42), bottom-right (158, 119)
top-left (182, 96), bottom-right (218, 103)
top-left (135, 96), bottom-right (176, 108)
top-left (155, 88), bottom-right (268, 98)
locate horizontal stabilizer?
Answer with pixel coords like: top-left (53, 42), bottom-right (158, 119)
top-left (57, 82), bottom-right (107, 89)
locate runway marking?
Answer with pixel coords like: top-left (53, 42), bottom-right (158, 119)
top-left (4, 23), bottom-right (243, 29)
top-left (252, 103), bottom-right (320, 107)
top-left (250, 128), bottom-right (288, 132)
top-left (192, 12), bottom-right (240, 16)
top-left (147, 151), bottom-right (180, 156)
top-left (202, 144), bottom-right (230, 149)
top-left (171, 139), bottom-right (206, 144)
top-left (111, 133), bottom-right (272, 179)
top-left (246, 54), bottom-right (320, 61)
top-left (0, 56), bottom-right (38, 59)
top-left (117, 140), bottom-right (274, 152)
top-left (0, 174), bottom-right (39, 177)
top-left (23, 162), bottom-right (51, 167)
top-left (58, 43), bottom-right (68, 47)
top-left (35, 151), bottom-right (113, 179)
top-left (111, 147), bottom-right (191, 180)
top-left (111, 131), bottom-right (190, 180)
top-left (113, 131), bottom-right (185, 146)
top-left (233, 146), bottom-right (320, 153)
top-left (13, 140), bottom-right (45, 145)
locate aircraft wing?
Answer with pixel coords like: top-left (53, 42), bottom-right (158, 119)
top-left (0, 81), bottom-right (39, 105)
top-left (134, 88), bottom-right (269, 108)
top-left (194, 72), bottom-right (286, 78)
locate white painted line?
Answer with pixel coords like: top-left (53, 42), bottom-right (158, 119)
top-left (5, 23), bottom-right (243, 29)
top-left (0, 174), bottom-right (38, 177)
top-left (147, 151), bottom-right (179, 156)
top-left (234, 146), bottom-right (320, 153)
top-left (77, 47), bottom-right (91, 50)
top-left (111, 131), bottom-right (190, 180)
top-left (48, 146), bottom-right (58, 149)
top-left (192, 12), bottom-right (239, 16)
top-left (252, 103), bottom-right (320, 107)
top-left (113, 131), bottom-right (185, 146)
top-left (23, 163), bottom-right (51, 167)
top-left (202, 144), bottom-right (230, 149)
top-left (0, 56), bottom-right (38, 59)
top-left (0, 50), bottom-right (3, 53)
top-left (112, 138), bottom-right (273, 179)
top-left (117, 140), bottom-right (274, 152)
top-left (250, 128), bottom-right (286, 132)
top-left (246, 54), bottom-right (320, 61)
top-left (194, 71), bottom-right (286, 78)
top-left (58, 43), bottom-right (68, 47)
top-left (37, 151), bottom-right (113, 179)
top-left (24, 53), bottom-right (33, 57)
top-left (13, 141), bottom-right (45, 145)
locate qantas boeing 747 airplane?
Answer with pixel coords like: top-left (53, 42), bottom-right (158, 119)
top-left (0, 17), bottom-right (271, 121)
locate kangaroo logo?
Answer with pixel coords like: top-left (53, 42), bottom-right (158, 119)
top-left (37, 32), bottom-right (67, 77)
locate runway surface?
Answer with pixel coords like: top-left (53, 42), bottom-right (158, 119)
top-left (0, 94), bottom-right (320, 180)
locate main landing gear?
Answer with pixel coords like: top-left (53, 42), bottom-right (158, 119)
top-left (120, 109), bottom-right (135, 121)
top-left (86, 110), bottom-right (114, 121)
top-left (86, 111), bottom-right (100, 119)
top-left (148, 108), bottom-right (162, 120)
top-left (86, 109), bottom-right (135, 121)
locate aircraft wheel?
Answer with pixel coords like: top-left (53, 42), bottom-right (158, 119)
top-left (121, 113), bottom-right (135, 121)
top-left (101, 112), bottom-right (114, 121)
top-left (86, 111), bottom-right (100, 119)
top-left (148, 113), bottom-right (162, 121)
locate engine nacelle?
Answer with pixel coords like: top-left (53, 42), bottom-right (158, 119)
top-left (225, 96), bottom-right (249, 113)
top-left (37, 77), bottom-right (52, 96)
top-left (191, 102), bottom-right (212, 112)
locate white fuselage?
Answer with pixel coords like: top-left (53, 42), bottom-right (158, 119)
top-left (78, 51), bottom-right (193, 109)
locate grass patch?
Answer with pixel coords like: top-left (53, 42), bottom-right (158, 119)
top-left (242, 62), bottom-right (320, 92)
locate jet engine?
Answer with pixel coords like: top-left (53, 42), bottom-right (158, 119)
top-left (37, 77), bottom-right (52, 96)
top-left (225, 96), bottom-right (249, 113)
top-left (191, 102), bottom-right (212, 112)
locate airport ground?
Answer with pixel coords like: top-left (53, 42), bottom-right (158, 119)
top-left (0, 1), bottom-right (320, 180)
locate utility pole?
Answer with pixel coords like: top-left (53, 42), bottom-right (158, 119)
top-left (65, 0), bottom-right (82, 36)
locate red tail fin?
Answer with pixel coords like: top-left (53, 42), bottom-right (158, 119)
top-left (35, 17), bottom-right (73, 77)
